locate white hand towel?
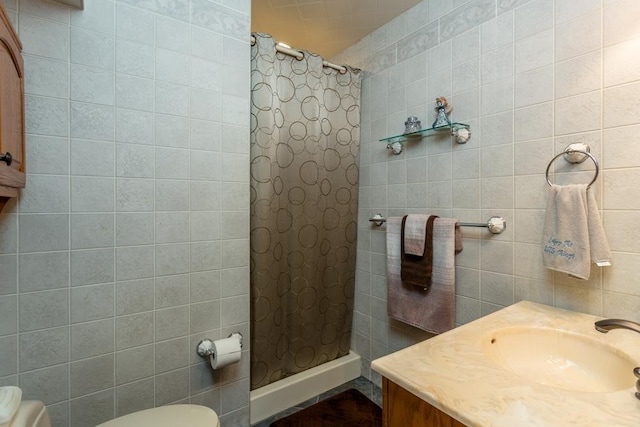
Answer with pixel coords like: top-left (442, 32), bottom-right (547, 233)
top-left (542, 184), bottom-right (611, 280)
top-left (587, 188), bottom-right (612, 267)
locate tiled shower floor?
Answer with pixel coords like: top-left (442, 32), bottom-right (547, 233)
top-left (251, 376), bottom-right (382, 426)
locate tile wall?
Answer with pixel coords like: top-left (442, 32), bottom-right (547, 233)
top-left (0, 0), bottom-right (251, 426)
top-left (3, 0), bottom-right (640, 423)
top-left (332, 0), bottom-right (640, 384)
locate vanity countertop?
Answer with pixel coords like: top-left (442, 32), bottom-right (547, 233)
top-left (371, 301), bottom-right (640, 426)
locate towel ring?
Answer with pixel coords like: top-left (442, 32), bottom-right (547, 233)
top-left (545, 150), bottom-right (599, 188)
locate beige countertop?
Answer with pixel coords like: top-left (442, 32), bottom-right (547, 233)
top-left (371, 301), bottom-right (640, 426)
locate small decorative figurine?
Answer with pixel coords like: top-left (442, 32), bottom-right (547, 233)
top-left (432, 97), bottom-right (452, 128)
top-left (404, 116), bottom-right (421, 134)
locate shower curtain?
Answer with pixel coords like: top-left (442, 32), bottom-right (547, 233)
top-left (250, 33), bottom-right (361, 390)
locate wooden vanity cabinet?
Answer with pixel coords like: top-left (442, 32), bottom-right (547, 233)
top-left (382, 378), bottom-right (466, 427)
top-left (0, 4), bottom-right (25, 211)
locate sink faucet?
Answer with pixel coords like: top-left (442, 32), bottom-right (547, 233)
top-left (595, 318), bottom-right (640, 400)
top-left (594, 318), bottom-right (640, 335)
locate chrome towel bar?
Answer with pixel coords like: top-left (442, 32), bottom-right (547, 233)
top-left (368, 214), bottom-right (506, 234)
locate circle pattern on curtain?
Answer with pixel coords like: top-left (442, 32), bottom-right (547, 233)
top-left (250, 33), bottom-right (362, 390)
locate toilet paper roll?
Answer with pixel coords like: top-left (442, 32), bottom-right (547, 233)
top-left (209, 335), bottom-right (242, 369)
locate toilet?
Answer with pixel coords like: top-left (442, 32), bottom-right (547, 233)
top-left (96, 405), bottom-right (220, 427)
top-left (2, 401), bottom-right (50, 427)
top-left (4, 400), bottom-right (219, 427)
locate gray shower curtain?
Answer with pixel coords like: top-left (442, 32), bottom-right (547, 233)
top-left (250, 33), bottom-right (361, 390)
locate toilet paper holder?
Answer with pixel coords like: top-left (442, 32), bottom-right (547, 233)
top-left (196, 332), bottom-right (243, 357)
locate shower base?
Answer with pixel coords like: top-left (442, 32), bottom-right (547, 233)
top-left (249, 351), bottom-right (361, 424)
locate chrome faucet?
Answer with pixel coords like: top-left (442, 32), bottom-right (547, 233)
top-left (595, 318), bottom-right (640, 400)
top-left (594, 318), bottom-right (640, 335)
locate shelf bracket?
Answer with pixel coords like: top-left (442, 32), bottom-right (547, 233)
top-left (452, 126), bottom-right (471, 144)
top-left (387, 141), bottom-right (404, 154)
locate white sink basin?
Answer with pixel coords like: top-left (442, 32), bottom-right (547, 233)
top-left (482, 326), bottom-right (637, 393)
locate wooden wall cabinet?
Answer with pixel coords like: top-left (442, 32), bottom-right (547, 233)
top-left (382, 378), bottom-right (467, 427)
top-left (0, 3), bottom-right (25, 211)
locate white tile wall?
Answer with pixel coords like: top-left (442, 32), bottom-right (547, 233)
top-left (332, 0), bottom-right (640, 386)
top-left (0, 0), bottom-right (250, 426)
top-left (7, 0), bottom-right (640, 420)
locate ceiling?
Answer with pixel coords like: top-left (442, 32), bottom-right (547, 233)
top-left (251, 0), bottom-right (423, 59)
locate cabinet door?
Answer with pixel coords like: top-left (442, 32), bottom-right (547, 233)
top-left (0, 6), bottom-right (24, 198)
top-left (383, 378), bottom-right (467, 427)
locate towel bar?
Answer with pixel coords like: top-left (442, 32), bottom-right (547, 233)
top-left (368, 214), bottom-right (506, 234)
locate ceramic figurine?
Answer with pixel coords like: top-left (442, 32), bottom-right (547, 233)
top-left (432, 97), bottom-right (452, 128)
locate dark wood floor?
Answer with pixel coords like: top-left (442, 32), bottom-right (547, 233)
top-left (251, 376), bottom-right (382, 427)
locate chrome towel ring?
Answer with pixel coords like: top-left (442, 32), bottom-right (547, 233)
top-left (545, 150), bottom-right (599, 188)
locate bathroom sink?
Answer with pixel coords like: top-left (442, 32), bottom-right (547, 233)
top-left (482, 326), bottom-right (637, 392)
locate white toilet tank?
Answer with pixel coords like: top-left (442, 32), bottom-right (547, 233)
top-left (2, 401), bottom-right (51, 427)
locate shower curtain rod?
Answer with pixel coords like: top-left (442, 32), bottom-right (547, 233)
top-left (250, 35), bottom-right (347, 74)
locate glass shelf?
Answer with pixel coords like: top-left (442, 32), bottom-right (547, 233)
top-left (379, 122), bottom-right (470, 143)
